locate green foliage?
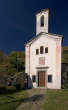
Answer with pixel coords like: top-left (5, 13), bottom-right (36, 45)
top-left (0, 65), bottom-right (9, 85)
top-left (15, 72), bottom-right (27, 90)
top-left (0, 50), bottom-right (25, 92)
top-left (0, 50), bottom-right (4, 64)
top-left (9, 51), bottom-right (25, 72)
top-left (0, 85), bottom-right (16, 94)
top-left (62, 70), bottom-right (68, 89)
top-left (0, 90), bottom-right (26, 110)
top-left (62, 46), bottom-right (68, 63)
top-left (62, 47), bottom-right (68, 88)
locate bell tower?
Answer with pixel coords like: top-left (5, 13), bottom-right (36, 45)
top-left (36, 9), bottom-right (49, 35)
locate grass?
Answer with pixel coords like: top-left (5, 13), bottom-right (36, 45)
top-left (0, 90), bottom-right (26, 110)
top-left (0, 89), bottom-right (68, 110)
top-left (43, 89), bottom-right (68, 110)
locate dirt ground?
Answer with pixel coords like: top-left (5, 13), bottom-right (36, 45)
top-left (16, 88), bottom-right (46, 110)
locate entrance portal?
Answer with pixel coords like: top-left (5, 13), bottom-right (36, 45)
top-left (38, 71), bottom-right (45, 87)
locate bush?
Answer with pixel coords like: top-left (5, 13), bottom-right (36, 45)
top-left (0, 85), bottom-right (7, 94)
top-left (0, 85), bottom-right (16, 94)
top-left (61, 70), bottom-right (68, 89)
top-left (15, 72), bottom-right (27, 90)
top-left (6, 86), bottom-right (17, 93)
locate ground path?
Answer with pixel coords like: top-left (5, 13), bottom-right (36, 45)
top-left (16, 88), bottom-right (46, 110)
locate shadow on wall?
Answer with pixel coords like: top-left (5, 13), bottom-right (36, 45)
top-left (26, 74), bottom-right (33, 89)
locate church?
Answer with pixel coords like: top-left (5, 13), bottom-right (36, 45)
top-left (25, 9), bottom-right (63, 89)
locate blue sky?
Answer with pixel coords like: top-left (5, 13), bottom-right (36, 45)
top-left (0, 0), bottom-right (68, 53)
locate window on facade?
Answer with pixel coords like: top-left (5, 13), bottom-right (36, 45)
top-left (48, 75), bottom-right (52, 83)
top-left (36, 49), bottom-right (39, 55)
top-left (40, 15), bottom-right (44, 27)
top-left (45, 47), bottom-right (48, 53)
top-left (32, 75), bottom-right (36, 82)
top-left (40, 46), bottom-right (44, 54)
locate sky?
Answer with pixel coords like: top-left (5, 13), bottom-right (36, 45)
top-left (0, 0), bottom-right (68, 54)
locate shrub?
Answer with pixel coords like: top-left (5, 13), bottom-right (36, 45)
top-left (6, 86), bottom-right (17, 93)
top-left (15, 72), bottom-right (27, 90)
top-left (0, 85), bottom-right (16, 94)
top-left (61, 70), bottom-right (68, 89)
top-left (0, 85), bottom-right (7, 94)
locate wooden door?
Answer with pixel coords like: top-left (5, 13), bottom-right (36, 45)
top-left (38, 71), bottom-right (45, 87)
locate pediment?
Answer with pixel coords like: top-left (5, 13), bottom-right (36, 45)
top-left (25, 32), bottom-right (63, 46)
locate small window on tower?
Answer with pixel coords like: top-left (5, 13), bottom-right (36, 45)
top-left (40, 15), bottom-right (44, 27)
top-left (36, 49), bottom-right (39, 55)
top-left (40, 46), bottom-right (44, 54)
top-left (45, 47), bottom-right (48, 53)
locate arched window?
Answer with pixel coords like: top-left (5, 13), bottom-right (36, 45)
top-left (40, 15), bottom-right (44, 27)
top-left (40, 46), bottom-right (44, 54)
top-left (45, 47), bottom-right (48, 53)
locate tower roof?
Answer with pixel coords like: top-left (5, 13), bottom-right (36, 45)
top-left (35, 8), bottom-right (49, 16)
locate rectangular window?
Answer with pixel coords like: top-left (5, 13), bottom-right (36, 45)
top-left (36, 49), bottom-right (39, 55)
top-left (40, 46), bottom-right (44, 54)
top-left (32, 75), bottom-right (36, 82)
top-left (41, 16), bottom-right (44, 27)
top-left (48, 75), bottom-right (52, 83)
top-left (45, 47), bottom-right (48, 53)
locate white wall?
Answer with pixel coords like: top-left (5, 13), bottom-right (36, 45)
top-left (26, 33), bottom-right (62, 89)
top-left (25, 45), bottom-right (30, 74)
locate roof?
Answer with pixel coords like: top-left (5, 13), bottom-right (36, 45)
top-left (35, 8), bottom-right (49, 16)
top-left (25, 32), bottom-right (63, 45)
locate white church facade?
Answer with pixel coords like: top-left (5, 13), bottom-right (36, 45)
top-left (25, 9), bottom-right (63, 89)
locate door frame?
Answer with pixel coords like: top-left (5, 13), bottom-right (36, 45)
top-left (38, 71), bottom-right (45, 87)
top-left (36, 68), bottom-right (48, 89)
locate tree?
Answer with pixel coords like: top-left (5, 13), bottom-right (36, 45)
top-left (0, 65), bottom-right (9, 86)
top-left (0, 50), bottom-right (4, 64)
top-left (9, 51), bottom-right (25, 72)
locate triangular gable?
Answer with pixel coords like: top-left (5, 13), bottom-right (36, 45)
top-left (25, 32), bottom-right (63, 45)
